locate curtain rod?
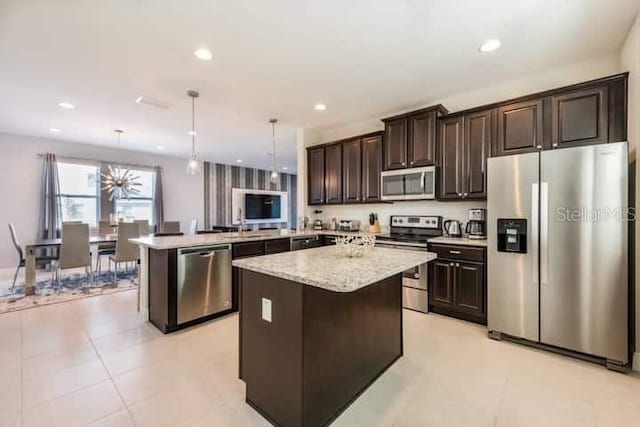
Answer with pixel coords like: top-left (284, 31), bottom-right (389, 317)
top-left (36, 153), bottom-right (163, 170)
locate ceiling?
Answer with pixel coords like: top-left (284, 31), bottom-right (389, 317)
top-left (0, 0), bottom-right (638, 173)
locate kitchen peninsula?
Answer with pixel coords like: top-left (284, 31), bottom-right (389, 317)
top-left (234, 246), bottom-right (436, 427)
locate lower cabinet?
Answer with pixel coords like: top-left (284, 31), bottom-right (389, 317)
top-left (428, 244), bottom-right (486, 324)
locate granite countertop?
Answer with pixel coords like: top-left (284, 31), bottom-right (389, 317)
top-left (130, 229), bottom-right (374, 250)
top-left (427, 236), bottom-right (488, 247)
top-left (232, 246), bottom-right (437, 292)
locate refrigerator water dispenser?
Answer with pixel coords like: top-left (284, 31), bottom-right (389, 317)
top-left (497, 219), bottom-right (527, 253)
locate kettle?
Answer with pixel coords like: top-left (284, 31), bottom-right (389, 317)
top-left (443, 220), bottom-right (463, 237)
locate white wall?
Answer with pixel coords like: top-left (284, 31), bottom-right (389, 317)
top-left (299, 54), bottom-right (621, 230)
top-left (0, 132), bottom-right (204, 269)
top-left (621, 13), bottom-right (640, 369)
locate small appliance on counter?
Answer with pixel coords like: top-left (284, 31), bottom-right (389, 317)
top-left (466, 208), bottom-right (487, 240)
top-left (443, 219), bottom-right (462, 237)
top-left (312, 209), bottom-right (324, 230)
top-left (338, 219), bottom-right (361, 232)
top-left (368, 213), bottom-right (380, 233)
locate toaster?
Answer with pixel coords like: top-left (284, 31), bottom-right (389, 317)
top-left (338, 219), bottom-right (361, 232)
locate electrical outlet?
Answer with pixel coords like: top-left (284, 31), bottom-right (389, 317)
top-left (261, 298), bottom-right (272, 322)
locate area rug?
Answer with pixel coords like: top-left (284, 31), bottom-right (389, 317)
top-left (0, 270), bottom-right (138, 314)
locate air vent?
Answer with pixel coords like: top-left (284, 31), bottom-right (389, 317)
top-left (135, 96), bottom-right (168, 110)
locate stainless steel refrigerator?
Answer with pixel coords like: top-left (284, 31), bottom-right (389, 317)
top-left (487, 142), bottom-right (629, 370)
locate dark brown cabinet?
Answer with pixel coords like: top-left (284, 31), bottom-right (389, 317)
top-left (342, 138), bottom-right (362, 203)
top-left (431, 260), bottom-right (454, 306)
top-left (494, 99), bottom-right (544, 156)
top-left (439, 116), bottom-right (463, 200)
top-left (383, 117), bottom-right (407, 170)
top-left (490, 73), bottom-right (627, 157)
top-left (361, 134), bottom-right (383, 202)
top-left (324, 144), bottom-right (343, 204)
top-left (382, 106), bottom-right (447, 171)
top-left (408, 110), bottom-right (438, 167)
top-left (307, 132), bottom-right (383, 205)
top-left (308, 147), bottom-right (325, 205)
top-left (438, 109), bottom-right (491, 201)
top-left (551, 85), bottom-right (608, 149)
top-left (428, 244), bottom-right (486, 325)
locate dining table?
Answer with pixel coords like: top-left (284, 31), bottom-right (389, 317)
top-left (24, 235), bottom-right (121, 296)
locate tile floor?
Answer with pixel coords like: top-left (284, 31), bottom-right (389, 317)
top-left (0, 289), bottom-right (639, 427)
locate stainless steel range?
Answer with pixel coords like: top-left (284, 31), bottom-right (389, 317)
top-left (375, 215), bottom-right (442, 313)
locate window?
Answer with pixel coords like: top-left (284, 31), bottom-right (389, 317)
top-left (114, 168), bottom-right (155, 224)
top-left (58, 162), bottom-right (100, 226)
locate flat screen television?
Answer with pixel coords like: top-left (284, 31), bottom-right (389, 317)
top-left (245, 193), bottom-right (281, 220)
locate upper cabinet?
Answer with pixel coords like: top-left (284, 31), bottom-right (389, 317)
top-left (307, 147), bottom-right (325, 205)
top-left (438, 110), bottom-right (491, 201)
top-left (382, 105), bottom-right (448, 171)
top-left (491, 73), bottom-right (627, 157)
top-left (494, 100), bottom-right (544, 156)
top-left (324, 143), bottom-right (343, 204)
top-left (361, 134), bottom-right (383, 203)
top-left (342, 138), bottom-right (362, 203)
top-left (383, 118), bottom-right (407, 170)
top-left (551, 85), bottom-right (608, 149)
top-left (307, 132), bottom-right (383, 206)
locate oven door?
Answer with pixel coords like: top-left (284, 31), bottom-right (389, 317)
top-left (375, 241), bottom-right (429, 313)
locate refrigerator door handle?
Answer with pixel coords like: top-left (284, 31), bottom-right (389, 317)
top-left (531, 183), bottom-right (539, 286)
top-left (540, 182), bottom-right (549, 286)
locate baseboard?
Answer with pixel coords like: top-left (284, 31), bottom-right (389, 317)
top-left (633, 352), bottom-right (640, 372)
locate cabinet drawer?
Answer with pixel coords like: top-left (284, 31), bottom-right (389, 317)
top-left (232, 241), bottom-right (265, 259)
top-left (429, 244), bottom-right (485, 262)
top-left (265, 238), bottom-right (290, 254)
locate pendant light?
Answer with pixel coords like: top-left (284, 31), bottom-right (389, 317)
top-left (269, 118), bottom-right (278, 184)
top-left (186, 90), bottom-right (201, 175)
top-left (100, 130), bottom-right (141, 201)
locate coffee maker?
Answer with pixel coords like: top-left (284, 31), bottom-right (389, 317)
top-left (466, 208), bottom-right (486, 240)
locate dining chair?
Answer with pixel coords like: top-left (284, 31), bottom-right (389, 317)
top-left (96, 220), bottom-right (116, 272)
top-left (162, 221), bottom-right (181, 233)
top-left (188, 219), bottom-right (198, 235)
top-left (8, 223), bottom-right (58, 292)
top-left (134, 219), bottom-right (150, 235)
top-left (56, 223), bottom-right (92, 289)
top-left (109, 222), bottom-right (140, 279)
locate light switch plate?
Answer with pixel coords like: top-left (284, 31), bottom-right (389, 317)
top-left (261, 298), bottom-right (272, 322)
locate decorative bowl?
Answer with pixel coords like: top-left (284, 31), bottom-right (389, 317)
top-left (335, 234), bottom-right (375, 258)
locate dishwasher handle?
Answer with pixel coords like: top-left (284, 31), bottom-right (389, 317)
top-left (199, 251), bottom-right (216, 258)
top-left (178, 245), bottom-right (231, 256)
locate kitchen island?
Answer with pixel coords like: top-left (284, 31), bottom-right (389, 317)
top-left (234, 246), bottom-right (436, 427)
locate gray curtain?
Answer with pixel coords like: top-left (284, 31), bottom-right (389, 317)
top-left (37, 153), bottom-right (62, 240)
top-left (153, 166), bottom-right (164, 230)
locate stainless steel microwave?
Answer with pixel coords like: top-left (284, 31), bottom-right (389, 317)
top-left (381, 166), bottom-right (436, 201)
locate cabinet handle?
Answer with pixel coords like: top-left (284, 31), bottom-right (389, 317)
top-left (463, 193), bottom-right (468, 197)
top-left (458, 193), bottom-right (462, 196)
top-left (410, 161), bottom-right (414, 165)
top-left (536, 145), bottom-right (542, 149)
top-left (449, 262), bottom-right (454, 266)
top-left (449, 250), bottom-right (462, 255)
top-left (456, 263), bottom-right (460, 267)
top-left (552, 143), bottom-right (558, 148)
top-left (402, 162), bottom-right (406, 166)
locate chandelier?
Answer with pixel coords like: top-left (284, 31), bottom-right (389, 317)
top-left (269, 118), bottom-right (278, 184)
top-left (100, 130), bottom-right (142, 201)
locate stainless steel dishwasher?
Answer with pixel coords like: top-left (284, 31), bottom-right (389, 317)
top-left (177, 245), bottom-right (232, 325)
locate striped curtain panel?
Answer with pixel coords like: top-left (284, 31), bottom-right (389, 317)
top-left (203, 162), bottom-right (297, 230)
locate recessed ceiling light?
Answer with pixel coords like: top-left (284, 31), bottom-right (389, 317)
top-left (188, 131), bottom-right (197, 136)
top-left (236, 159), bottom-right (243, 163)
top-left (156, 145), bottom-right (165, 150)
top-left (479, 39), bottom-right (501, 53)
top-left (49, 128), bottom-right (61, 133)
top-left (314, 103), bottom-right (327, 112)
top-left (58, 102), bottom-right (75, 110)
top-left (194, 48), bottom-right (213, 61)
top-left (282, 166), bottom-right (288, 171)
